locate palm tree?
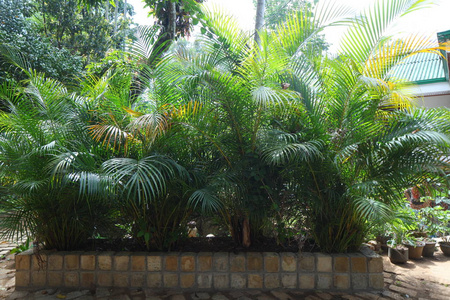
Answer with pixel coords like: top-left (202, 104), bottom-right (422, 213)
top-left (259, 0), bottom-right (450, 252)
top-left (0, 69), bottom-right (115, 250)
top-left (154, 5), bottom-right (343, 247)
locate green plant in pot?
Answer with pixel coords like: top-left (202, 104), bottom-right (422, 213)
top-left (387, 222), bottom-right (409, 264)
top-left (432, 208), bottom-right (450, 256)
top-left (439, 236), bottom-right (450, 256)
top-left (416, 206), bottom-right (446, 257)
top-left (402, 234), bottom-right (425, 260)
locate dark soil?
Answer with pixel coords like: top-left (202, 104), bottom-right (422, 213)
top-left (84, 237), bottom-right (320, 253)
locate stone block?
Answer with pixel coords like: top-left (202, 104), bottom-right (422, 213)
top-left (197, 274), bottom-right (213, 289)
top-left (264, 253), bottom-right (279, 273)
top-left (299, 274), bottom-right (315, 290)
top-left (98, 253), bottom-right (113, 271)
top-left (97, 273), bottom-right (113, 287)
top-left (214, 274), bottom-right (229, 289)
top-left (334, 274), bottom-right (350, 290)
top-left (248, 274), bottom-right (263, 289)
top-left (351, 274), bottom-right (368, 290)
top-left (131, 254), bottom-right (146, 271)
top-left (130, 273), bottom-right (145, 287)
top-left (64, 272), bottom-right (79, 287)
top-left (213, 252), bottom-right (229, 272)
top-left (32, 253), bottom-right (47, 271)
top-left (281, 253), bottom-right (297, 272)
top-left (350, 255), bottom-right (367, 273)
top-left (316, 254), bottom-right (332, 272)
top-left (147, 255), bottom-right (162, 271)
top-left (65, 254), bottom-right (79, 271)
top-left (114, 254), bottom-right (130, 271)
top-left (180, 273), bottom-right (195, 288)
top-left (80, 272), bottom-right (95, 288)
top-left (298, 253), bottom-right (315, 271)
top-left (181, 254), bottom-right (195, 272)
top-left (113, 273), bottom-right (129, 287)
top-left (165, 254), bottom-right (179, 271)
top-left (81, 254), bottom-right (96, 271)
top-left (16, 254), bottom-right (31, 270)
top-left (247, 253), bottom-right (263, 272)
top-left (198, 253), bottom-right (212, 271)
top-left (164, 273), bottom-right (179, 288)
top-left (147, 273), bottom-right (162, 288)
top-left (16, 271), bottom-right (30, 287)
top-left (369, 274), bottom-right (384, 289)
top-left (334, 255), bottom-right (349, 272)
top-left (317, 274), bottom-right (332, 290)
top-left (231, 274), bottom-right (246, 289)
top-left (31, 271), bottom-right (46, 286)
top-left (264, 274), bottom-right (280, 289)
top-left (48, 254), bottom-right (63, 271)
top-left (368, 257), bottom-right (383, 273)
top-left (230, 253), bottom-right (245, 272)
top-left (48, 271), bottom-right (63, 287)
top-left (281, 274), bottom-right (297, 289)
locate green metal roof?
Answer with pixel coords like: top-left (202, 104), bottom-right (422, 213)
top-left (391, 52), bottom-right (446, 84)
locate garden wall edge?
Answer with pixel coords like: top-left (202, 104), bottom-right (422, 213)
top-left (15, 247), bottom-right (383, 292)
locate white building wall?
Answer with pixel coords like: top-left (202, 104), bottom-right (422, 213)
top-left (408, 82), bottom-right (450, 108)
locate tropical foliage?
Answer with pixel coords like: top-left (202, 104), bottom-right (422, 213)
top-left (0, 0), bottom-right (448, 253)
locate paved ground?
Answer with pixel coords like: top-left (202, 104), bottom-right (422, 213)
top-left (0, 240), bottom-right (449, 300)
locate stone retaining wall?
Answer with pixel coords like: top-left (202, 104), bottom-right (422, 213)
top-left (15, 250), bottom-right (383, 292)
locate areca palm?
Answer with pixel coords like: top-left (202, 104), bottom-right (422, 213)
top-left (83, 39), bottom-right (196, 250)
top-left (259, 0), bottom-right (450, 252)
top-left (154, 4), bottom-right (349, 247)
top-left (0, 71), bottom-right (114, 250)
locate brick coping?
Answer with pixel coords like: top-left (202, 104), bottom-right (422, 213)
top-left (15, 248), bottom-right (383, 292)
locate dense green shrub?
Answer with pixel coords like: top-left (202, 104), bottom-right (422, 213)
top-left (0, 0), bottom-right (448, 254)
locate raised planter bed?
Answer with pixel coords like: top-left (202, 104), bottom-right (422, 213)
top-left (15, 248), bottom-right (384, 292)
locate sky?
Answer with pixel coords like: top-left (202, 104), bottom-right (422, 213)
top-left (128, 0), bottom-right (450, 52)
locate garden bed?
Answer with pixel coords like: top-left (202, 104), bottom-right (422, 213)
top-left (15, 246), bottom-right (384, 292)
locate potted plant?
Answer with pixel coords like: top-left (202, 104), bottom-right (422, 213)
top-left (387, 224), bottom-right (409, 264)
top-left (439, 236), bottom-right (450, 256)
top-left (424, 206), bottom-right (450, 256)
top-left (402, 235), bottom-right (425, 259)
top-left (422, 238), bottom-right (437, 257)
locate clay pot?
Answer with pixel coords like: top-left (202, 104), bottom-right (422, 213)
top-left (440, 242), bottom-right (450, 256)
top-left (404, 241), bottom-right (425, 259)
top-left (388, 246), bottom-right (408, 264)
top-left (422, 242), bottom-right (436, 257)
top-left (376, 235), bottom-right (392, 251)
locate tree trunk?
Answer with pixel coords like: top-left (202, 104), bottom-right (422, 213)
top-left (242, 217), bottom-right (251, 248)
top-left (114, 0), bottom-right (118, 35)
top-left (105, 0), bottom-right (109, 21)
top-left (254, 0), bottom-right (266, 48)
top-left (124, 0), bottom-right (127, 21)
top-left (168, 1), bottom-right (177, 40)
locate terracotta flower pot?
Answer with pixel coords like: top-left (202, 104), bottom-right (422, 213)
top-left (388, 246), bottom-right (408, 264)
top-left (404, 241), bottom-right (425, 259)
top-left (440, 242), bottom-right (450, 256)
top-left (422, 242), bottom-right (436, 257)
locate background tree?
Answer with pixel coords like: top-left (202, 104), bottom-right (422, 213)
top-left (33, 0), bottom-right (136, 64)
top-left (0, 0), bottom-right (136, 84)
top-left (253, 0), bottom-right (328, 52)
top-left (0, 0), bottom-right (83, 83)
top-left (143, 0), bottom-right (204, 65)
